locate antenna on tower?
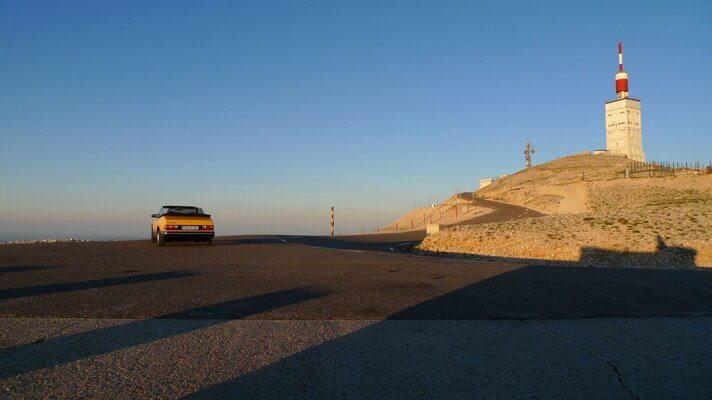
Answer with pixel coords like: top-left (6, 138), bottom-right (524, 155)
top-left (524, 142), bottom-right (535, 168)
top-left (615, 41), bottom-right (629, 98)
top-left (618, 41), bottom-right (624, 72)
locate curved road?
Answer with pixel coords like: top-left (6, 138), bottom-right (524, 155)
top-left (288, 197), bottom-right (544, 253)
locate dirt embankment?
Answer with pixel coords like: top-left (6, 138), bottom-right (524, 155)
top-left (418, 154), bottom-right (712, 268)
top-left (380, 194), bottom-right (492, 232)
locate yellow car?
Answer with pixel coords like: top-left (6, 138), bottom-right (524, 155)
top-left (151, 205), bottom-right (215, 246)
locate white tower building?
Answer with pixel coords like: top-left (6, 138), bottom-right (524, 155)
top-left (605, 42), bottom-right (645, 162)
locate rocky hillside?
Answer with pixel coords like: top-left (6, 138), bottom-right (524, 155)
top-left (419, 154), bottom-right (712, 268)
top-left (476, 153), bottom-right (631, 214)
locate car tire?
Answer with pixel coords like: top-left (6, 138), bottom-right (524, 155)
top-left (157, 230), bottom-right (165, 246)
top-left (151, 228), bottom-right (156, 242)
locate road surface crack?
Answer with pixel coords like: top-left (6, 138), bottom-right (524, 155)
top-left (523, 319), bottom-right (640, 400)
top-left (0, 319), bottom-right (81, 361)
top-left (34, 319), bottom-right (81, 344)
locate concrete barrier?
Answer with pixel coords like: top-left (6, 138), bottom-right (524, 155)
top-left (426, 224), bottom-right (440, 235)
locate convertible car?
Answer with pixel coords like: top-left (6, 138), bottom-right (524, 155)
top-left (151, 205), bottom-right (215, 246)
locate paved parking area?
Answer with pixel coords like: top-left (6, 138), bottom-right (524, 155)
top-left (1, 317), bottom-right (710, 399)
top-left (2, 219), bottom-right (711, 398)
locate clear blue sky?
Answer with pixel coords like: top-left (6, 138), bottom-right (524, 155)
top-left (1, 0), bottom-right (710, 240)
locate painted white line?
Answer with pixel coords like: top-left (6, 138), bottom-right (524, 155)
top-left (308, 245), bottom-right (364, 253)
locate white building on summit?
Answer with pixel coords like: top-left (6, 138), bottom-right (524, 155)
top-left (605, 42), bottom-right (645, 162)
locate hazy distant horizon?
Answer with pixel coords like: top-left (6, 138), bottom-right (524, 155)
top-left (0, 233), bottom-right (144, 242)
top-left (0, 213), bottom-right (379, 241)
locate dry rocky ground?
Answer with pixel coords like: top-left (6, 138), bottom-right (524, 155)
top-left (418, 154), bottom-right (712, 268)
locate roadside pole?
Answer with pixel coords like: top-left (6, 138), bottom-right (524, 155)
top-left (330, 206), bottom-right (334, 236)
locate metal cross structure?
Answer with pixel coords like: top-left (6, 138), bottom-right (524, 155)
top-left (524, 142), bottom-right (535, 168)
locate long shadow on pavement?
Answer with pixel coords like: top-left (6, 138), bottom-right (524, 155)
top-left (0, 271), bottom-right (200, 300)
top-left (0, 287), bottom-right (329, 379)
top-left (183, 263), bottom-right (712, 399)
top-left (0, 265), bottom-right (60, 275)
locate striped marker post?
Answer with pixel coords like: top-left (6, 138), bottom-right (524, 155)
top-left (330, 206), bottom-right (334, 236)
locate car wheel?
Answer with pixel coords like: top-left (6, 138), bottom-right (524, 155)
top-left (157, 230), bottom-right (165, 246)
top-left (151, 228), bottom-right (156, 242)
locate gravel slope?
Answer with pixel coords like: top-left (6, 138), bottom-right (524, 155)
top-left (418, 155), bottom-right (712, 268)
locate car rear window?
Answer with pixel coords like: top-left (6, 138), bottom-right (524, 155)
top-left (166, 207), bottom-right (201, 214)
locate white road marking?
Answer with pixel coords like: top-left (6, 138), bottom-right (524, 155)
top-left (308, 245), bottom-right (364, 253)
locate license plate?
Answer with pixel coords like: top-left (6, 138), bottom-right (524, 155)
top-left (181, 226), bottom-right (199, 231)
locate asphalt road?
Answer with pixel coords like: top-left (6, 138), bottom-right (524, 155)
top-left (1, 198), bottom-right (710, 321)
top-left (2, 198), bottom-right (712, 398)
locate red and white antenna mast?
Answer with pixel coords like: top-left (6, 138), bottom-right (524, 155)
top-left (615, 41), bottom-right (629, 99)
top-left (618, 42), bottom-right (624, 71)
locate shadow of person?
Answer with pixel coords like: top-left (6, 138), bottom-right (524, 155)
top-left (657, 235), bottom-right (667, 251)
top-left (580, 235), bottom-right (697, 269)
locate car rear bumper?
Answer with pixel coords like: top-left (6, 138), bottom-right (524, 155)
top-left (161, 231), bottom-right (215, 242)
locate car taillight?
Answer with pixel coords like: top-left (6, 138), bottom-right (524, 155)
top-left (200, 225), bottom-right (214, 231)
top-left (165, 225), bottom-right (180, 231)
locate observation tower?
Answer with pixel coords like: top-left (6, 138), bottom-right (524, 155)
top-left (605, 42), bottom-right (645, 162)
